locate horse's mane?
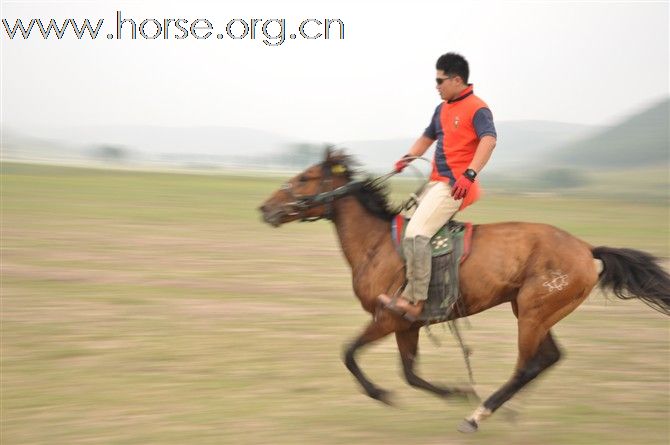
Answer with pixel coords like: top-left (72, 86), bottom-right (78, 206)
top-left (353, 178), bottom-right (402, 222)
top-left (328, 152), bottom-right (402, 222)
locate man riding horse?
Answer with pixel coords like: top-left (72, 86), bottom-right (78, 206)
top-left (259, 54), bottom-right (670, 433)
top-left (379, 52), bottom-right (498, 321)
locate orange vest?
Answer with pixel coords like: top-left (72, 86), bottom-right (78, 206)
top-left (429, 85), bottom-right (489, 210)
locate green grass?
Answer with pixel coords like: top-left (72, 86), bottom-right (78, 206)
top-left (2, 162), bottom-right (669, 444)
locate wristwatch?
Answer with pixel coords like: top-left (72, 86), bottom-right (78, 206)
top-left (464, 168), bottom-right (477, 182)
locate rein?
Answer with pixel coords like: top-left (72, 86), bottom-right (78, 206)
top-left (280, 156), bottom-right (434, 223)
top-left (280, 166), bottom-right (397, 223)
top-left (282, 155), bottom-right (434, 223)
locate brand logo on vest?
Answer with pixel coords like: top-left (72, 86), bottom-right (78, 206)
top-left (454, 116), bottom-right (460, 128)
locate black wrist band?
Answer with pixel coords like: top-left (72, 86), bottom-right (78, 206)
top-left (464, 168), bottom-right (477, 182)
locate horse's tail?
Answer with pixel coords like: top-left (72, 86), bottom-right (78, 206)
top-left (592, 246), bottom-right (670, 316)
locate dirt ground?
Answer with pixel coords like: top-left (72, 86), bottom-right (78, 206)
top-left (2, 163), bottom-right (668, 444)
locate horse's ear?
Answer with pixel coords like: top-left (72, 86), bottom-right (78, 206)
top-left (323, 145), bottom-right (351, 176)
top-left (324, 145), bottom-right (334, 162)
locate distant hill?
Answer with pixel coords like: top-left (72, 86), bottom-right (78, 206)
top-left (2, 124), bottom-right (290, 157)
top-left (2, 129), bottom-right (85, 162)
top-left (340, 120), bottom-right (602, 173)
top-left (487, 121), bottom-right (603, 171)
top-left (1, 124), bottom-right (297, 168)
top-left (7, 100), bottom-right (666, 173)
top-left (548, 98), bottom-right (669, 169)
top-left (5, 121), bottom-right (603, 172)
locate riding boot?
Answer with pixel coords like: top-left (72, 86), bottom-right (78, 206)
top-left (401, 237), bottom-right (416, 298)
top-left (377, 236), bottom-right (431, 322)
top-left (409, 235), bottom-right (432, 304)
top-left (399, 235), bottom-right (431, 319)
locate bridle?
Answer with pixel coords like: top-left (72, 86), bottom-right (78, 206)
top-left (276, 156), bottom-right (430, 223)
top-left (279, 162), bottom-right (365, 222)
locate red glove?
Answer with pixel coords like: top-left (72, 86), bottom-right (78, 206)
top-left (451, 175), bottom-right (474, 200)
top-left (394, 155), bottom-right (412, 173)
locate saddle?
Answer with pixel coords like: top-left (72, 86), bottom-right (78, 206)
top-left (390, 216), bottom-right (473, 322)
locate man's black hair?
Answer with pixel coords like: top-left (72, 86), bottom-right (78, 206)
top-left (436, 53), bottom-right (469, 84)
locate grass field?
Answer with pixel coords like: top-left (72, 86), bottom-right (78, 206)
top-left (2, 162), bottom-right (669, 445)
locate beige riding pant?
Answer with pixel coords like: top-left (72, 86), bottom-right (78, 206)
top-left (405, 181), bottom-right (462, 239)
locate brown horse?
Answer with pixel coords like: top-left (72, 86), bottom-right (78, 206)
top-left (258, 149), bottom-right (670, 433)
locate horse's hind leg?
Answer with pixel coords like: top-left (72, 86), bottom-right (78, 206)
top-left (459, 327), bottom-right (562, 433)
top-left (396, 327), bottom-right (474, 398)
top-left (458, 262), bottom-right (595, 433)
top-left (343, 314), bottom-right (399, 405)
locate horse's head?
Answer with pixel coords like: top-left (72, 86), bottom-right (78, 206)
top-left (259, 147), bottom-right (355, 227)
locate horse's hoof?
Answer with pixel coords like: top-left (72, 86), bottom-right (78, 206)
top-left (457, 418), bottom-right (479, 433)
top-left (369, 388), bottom-right (394, 406)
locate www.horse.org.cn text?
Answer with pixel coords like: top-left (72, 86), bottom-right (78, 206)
top-left (2, 11), bottom-right (346, 46)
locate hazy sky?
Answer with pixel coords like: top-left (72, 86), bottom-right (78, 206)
top-left (1, 0), bottom-right (668, 143)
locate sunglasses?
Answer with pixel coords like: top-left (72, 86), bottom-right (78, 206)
top-left (435, 76), bottom-right (453, 85)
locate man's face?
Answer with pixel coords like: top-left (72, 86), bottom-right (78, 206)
top-left (435, 69), bottom-right (462, 101)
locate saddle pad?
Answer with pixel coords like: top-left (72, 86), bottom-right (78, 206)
top-left (391, 215), bottom-right (473, 263)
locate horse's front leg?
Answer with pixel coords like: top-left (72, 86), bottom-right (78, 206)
top-left (343, 311), bottom-right (401, 405)
top-left (396, 327), bottom-right (476, 399)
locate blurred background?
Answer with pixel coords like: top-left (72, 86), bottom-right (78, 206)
top-left (2, 0), bottom-right (668, 444)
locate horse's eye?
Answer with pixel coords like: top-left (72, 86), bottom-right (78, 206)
top-left (298, 175), bottom-right (308, 183)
